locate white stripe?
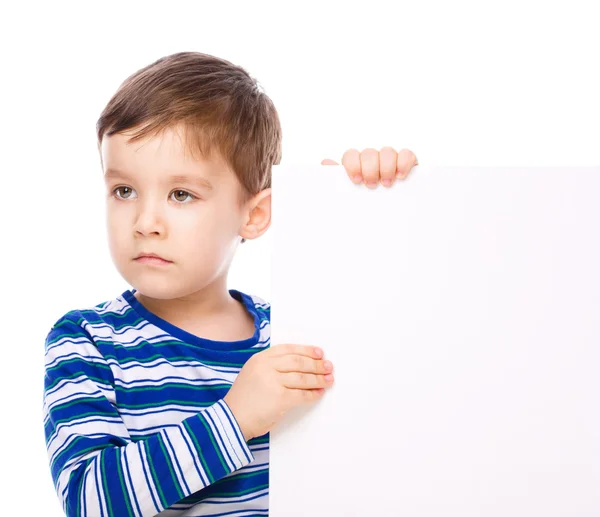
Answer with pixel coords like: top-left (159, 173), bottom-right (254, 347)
top-left (137, 440), bottom-right (163, 513)
top-left (94, 455), bottom-right (109, 516)
top-left (179, 424), bottom-right (210, 487)
top-left (119, 449), bottom-right (138, 517)
top-left (217, 400), bottom-right (253, 464)
top-left (202, 408), bottom-right (236, 472)
top-left (162, 429), bottom-right (189, 494)
top-left (44, 374), bottom-right (113, 401)
top-left (48, 419), bottom-right (128, 461)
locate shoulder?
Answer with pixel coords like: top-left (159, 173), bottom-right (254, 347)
top-left (44, 295), bottom-right (125, 385)
top-left (247, 293), bottom-right (270, 310)
top-left (235, 290), bottom-right (271, 322)
top-left (44, 291), bottom-right (136, 349)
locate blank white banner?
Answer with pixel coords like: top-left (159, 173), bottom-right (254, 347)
top-left (269, 165), bottom-right (600, 517)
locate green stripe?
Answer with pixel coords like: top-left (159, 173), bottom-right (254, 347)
top-left (45, 358), bottom-right (112, 375)
top-left (115, 449), bottom-right (134, 517)
top-left (48, 394), bottom-right (214, 414)
top-left (115, 383), bottom-right (231, 393)
top-left (95, 339), bottom-right (262, 354)
top-left (76, 460), bottom-right (87, 517)
top-left (210, 482), bottom-right (269, 498)
top-left (55, 312), bottom-right (145, 332)
top-left (198, 413), bottom-right (229, 473)
top-left (116, 400), bottom-right (214, 410)
top-left (100, 345), bottom-right (259, 357)
top-left (47, 410), bottom-right (117, 431)
top-left (144, 439), bottom-right (168, 509)
top-left (51, 444), bottom-right (99, 471)
top-left (50, 396), bottom-right (112, 413)
top-left (215, 468), bottom-right (265, 484)
top-left (101, 450), bottom-right (114, 517)
top-left (157, 434), bottom-right (184, 500)
top-left (44, 373), bottom-right (111, 392)
top-left (183, 419), bottom-right (214, 484)
top-left (183, 481), bottom-right (269, 502)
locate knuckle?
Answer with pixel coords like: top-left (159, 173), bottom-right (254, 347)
top-left (342, 148), bottom-right (360, 160)
top-left (398, 148), bottom-right (416, 162)
top-left (362, 147), bottom-right (378, 155)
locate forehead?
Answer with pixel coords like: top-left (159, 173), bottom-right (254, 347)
top-left (100, 126), bottom-right (230, 182)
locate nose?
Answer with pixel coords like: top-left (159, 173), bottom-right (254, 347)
top-left (134, 199), bottom-right (166, 237)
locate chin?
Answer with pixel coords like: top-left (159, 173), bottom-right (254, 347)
top-left (129, 274), bottom-right (214, 301)
top-left (136, 282), bottom-right (185, 300)
top-left (121, 269), bottom-right (182, 300)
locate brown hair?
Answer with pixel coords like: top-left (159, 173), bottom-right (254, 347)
top-left (96, 51), bottom-right (282, 205)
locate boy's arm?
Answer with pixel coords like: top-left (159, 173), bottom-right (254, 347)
top-left (44, 317), bottom-right (253, 517)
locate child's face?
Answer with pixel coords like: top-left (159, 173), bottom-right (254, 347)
top-left (101, 124), bottom-right (250, 299)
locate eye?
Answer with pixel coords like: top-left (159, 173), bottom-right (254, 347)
top-left (113, 186), bottom-right (137, 200)
top-left (110, 187), bottom-right (197, 203)
top-left (170, 190), bottom-right (197, 203)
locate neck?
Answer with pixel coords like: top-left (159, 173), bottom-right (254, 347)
top-left (134, 276), bottom-right (237, 323)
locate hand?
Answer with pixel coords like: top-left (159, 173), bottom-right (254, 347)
top-left (322, 147), bottom-right (419, 189)
top-left (224, 344), bottom-right (334, 441)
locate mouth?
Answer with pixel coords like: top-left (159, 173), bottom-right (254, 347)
top-left (134, 253), bottom-right (173, 265)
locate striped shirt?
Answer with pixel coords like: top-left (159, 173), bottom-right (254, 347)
top-left (43, 288), bottom-right (271, 517)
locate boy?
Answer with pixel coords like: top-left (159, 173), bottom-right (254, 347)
top-left (43, 51), bottom-right (418, 517)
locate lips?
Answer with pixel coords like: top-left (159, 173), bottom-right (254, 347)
top-left (135, 253), bottom-right (172, 262)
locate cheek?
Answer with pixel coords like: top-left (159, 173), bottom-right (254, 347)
top-left (106, 210), bottom-right (129, 254)
top-left (182, 205), bottom-right (239, 251)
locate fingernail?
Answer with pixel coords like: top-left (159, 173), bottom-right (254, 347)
top-left (396, 172), bottom-right (405, 179)
top-left (382, 179), bottom-right (392, 187)
top-left (325, 374), bottom-right (334, 382)
top-left (366, 182), bottom-right (378, 188)
top-left (314, 347), bottom-right (323, 358)
top-left (324, 360), bottom-right (333, 371)
top-left (353, 175), bottom-right (363, 183)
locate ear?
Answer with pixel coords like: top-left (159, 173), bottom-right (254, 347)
top-left (239, 188), bottom-right (272, 242)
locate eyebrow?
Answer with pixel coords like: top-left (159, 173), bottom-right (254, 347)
top-left (104, 168), bottom-right (214, 190)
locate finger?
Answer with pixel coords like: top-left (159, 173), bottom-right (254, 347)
top-left (275, 355), bottom-right (333, 374)
top-left (396, 148), bottom-right (419, 180)
top-left (321, 159), bottom-right (339, 165)
top-left (360, 148), bottom-right (380, 189)
top-left (341, 148), bottom-right (362, 184)
top-left (287, 387), bottom-right (327, 406)
top-left (281, 372), bottom-right (334, 389)
top-left (269, 343), bottom-right (324, 359)
top-left (379, 146), bottom-right (398, 187)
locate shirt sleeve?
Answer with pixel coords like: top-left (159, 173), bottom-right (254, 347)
top-left (43, 316), bottom-right (254, 517)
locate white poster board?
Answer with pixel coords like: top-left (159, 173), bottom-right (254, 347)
top-left (269, 165), bottom-right (600, 516)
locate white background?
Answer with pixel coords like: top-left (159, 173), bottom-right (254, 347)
top-left (1, 0), bottom-right (598, 513)
top-left (270, 165), bottom-right (600, 515)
